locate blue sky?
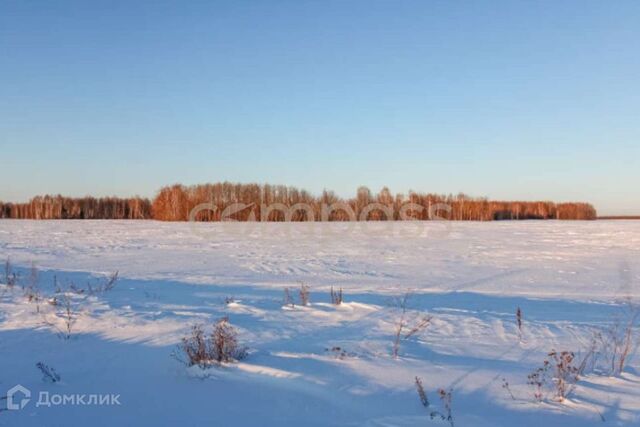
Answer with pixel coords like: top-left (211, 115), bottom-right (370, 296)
top-left (1, 1), bottom-right (638, 215)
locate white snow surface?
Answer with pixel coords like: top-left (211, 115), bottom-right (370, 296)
top-left (0, 220), bottom-right (639, 426)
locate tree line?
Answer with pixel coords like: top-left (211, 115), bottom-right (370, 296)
top-left (151, 183), bottom-right (596, 221)
top-left (0, 183), bottom-right (597, 221)
top-left (0, 195), bottom-right (151, 220)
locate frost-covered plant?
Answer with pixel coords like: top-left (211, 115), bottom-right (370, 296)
top-left (36, 362), bottom-right (61, 383)
top-left (178, 317), bottom-right (247, 367)
top-left (391, 293), bottom-right (431, 358)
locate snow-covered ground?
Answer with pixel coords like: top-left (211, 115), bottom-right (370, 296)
top-left (0, 220), bottom-right (639, 426)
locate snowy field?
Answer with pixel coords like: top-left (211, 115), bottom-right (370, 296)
top-left (0, 220), bottom-right (639, 426)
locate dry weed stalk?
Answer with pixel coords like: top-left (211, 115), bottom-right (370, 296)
top-left (516, 307), bottom-right (523, 341)
top-left (392, 293), bottom-right (432, 358)
top-left (330, 286), bottom-right (343, 305)
top-left (589, 302), bottom-right (640, 376)
top-left (36, 362), bottom-right (61, 383)
top-left (429, 389), bottom-right (454, 427)
top-left (548, 350), bottom-right (580, 401)
top-left (4, 258), bottom-right (18, 289)
top-left (502, 378), bottom-right (515, 400)
top-left (528, 348), bottom-right (589, 403)
top-left (283, 287), bottom-right (295, 307)
top-left (61, 294), bottom-right (76, 340)
top-left (414, 377), bottom-right (454, 426)
top-left (299, 282), bottom-right (311, 306)
top-left (40, 292), bottom-right (79, 340)
top-left (415, 376), bottom-right (429, 407)
top-left (25, 262), bottom-right (42, 313)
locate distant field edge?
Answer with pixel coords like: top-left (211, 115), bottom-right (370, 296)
top-left (598, 216), bottom-right (640, 220)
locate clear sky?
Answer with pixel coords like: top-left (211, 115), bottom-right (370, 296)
top-left (1, 1), bottom-right (638, 215)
